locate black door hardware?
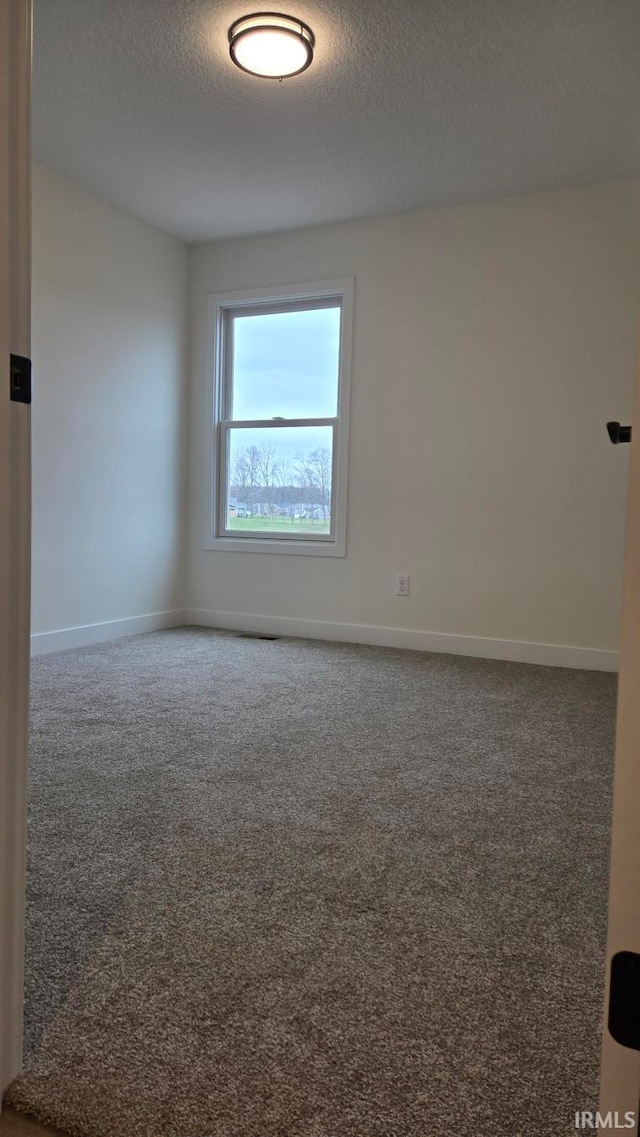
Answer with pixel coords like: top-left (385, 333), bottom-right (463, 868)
top-left (9, 354), bottom-right (31, 404)
top-left (607, 421), bottom-right (632, 445)
top-left (608, 952), bottom-right (640, 1050)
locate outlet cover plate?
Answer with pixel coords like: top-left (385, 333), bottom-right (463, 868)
top-left (395, 573), bottom-right (410, 596)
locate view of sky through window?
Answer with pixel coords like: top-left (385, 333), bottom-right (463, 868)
top-left (231, 305), bottom-right (340, 464)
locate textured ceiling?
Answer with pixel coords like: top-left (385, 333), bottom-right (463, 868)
top-left (33, 0), bottom-right (640, 243)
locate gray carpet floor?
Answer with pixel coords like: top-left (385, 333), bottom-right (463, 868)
top-left (6, 628), bottom-right (616, 1137)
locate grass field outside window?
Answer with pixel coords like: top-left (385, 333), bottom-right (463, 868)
top-left (227, 515), bottom-right (330, 535)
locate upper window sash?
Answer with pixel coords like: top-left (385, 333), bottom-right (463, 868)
top-left (221, 297), bottom-right (343, 423)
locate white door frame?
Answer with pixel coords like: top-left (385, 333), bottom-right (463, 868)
top-left (0, 0), bottom-right (32, 1100)
top-left (599, 327), bottom-right (640, 1132)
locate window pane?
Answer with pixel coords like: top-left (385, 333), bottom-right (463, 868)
top-left (226, 425), bottom-right (333, 536)
top-left (231, 305), bottom-right (340, 420)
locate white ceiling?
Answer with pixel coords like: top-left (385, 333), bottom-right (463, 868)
top-left (33, 0), bottom-right (640, 243)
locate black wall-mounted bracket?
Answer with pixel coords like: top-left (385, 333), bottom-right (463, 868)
top-left (608, 952), bottom-right (640, 1050)
top-left (607, 421), bottom-right (632, 445)
top-left (9, 354), bottom-right (31, 404)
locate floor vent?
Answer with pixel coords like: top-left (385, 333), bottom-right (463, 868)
top-left (235, 632), bottom-right (281, 641)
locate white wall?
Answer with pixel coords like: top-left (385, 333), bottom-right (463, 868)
top-left (31, 164), bottom-right (188, 651)
top-left (187, 181), bottom-right (640, 668)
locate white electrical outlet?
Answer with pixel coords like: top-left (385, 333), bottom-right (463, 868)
top-left (395, 573), bottom-right (410, 596)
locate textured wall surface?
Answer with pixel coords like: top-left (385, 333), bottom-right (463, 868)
top-left (32, 0), bottom-right (640, 240)
top-left (188, 180), bottom-right (640, 654)
top-left (31, 164), bottom-right (189, 636)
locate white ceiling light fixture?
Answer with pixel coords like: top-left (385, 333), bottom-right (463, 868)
top-left (228, 13), bottom-right (315, 80)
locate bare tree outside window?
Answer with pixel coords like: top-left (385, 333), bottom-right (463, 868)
top-left (295, 448), bottom-right (331, 525)
top-left (229, 442), bottom-right (331, 533)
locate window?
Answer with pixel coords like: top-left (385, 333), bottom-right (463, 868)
top-left (207, 279), bottom-right (353, 556)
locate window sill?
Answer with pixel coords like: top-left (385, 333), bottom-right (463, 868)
top-left (205, 536), bottom-right (346, 557)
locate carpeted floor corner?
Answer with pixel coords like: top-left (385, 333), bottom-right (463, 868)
top-left (6, 628), bottom-right (616, 1137)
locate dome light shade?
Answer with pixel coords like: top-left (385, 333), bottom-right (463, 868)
top-left (228, 13), bottom-right (315, 79)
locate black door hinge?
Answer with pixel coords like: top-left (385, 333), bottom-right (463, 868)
top-left (10, 354), bottom-right (31, 404)
top-left (607, 421), bottom-right (632, 445)
top-left (608, 952), bottom-right (640, 1050)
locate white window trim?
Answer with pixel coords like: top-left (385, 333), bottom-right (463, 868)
top-left (204, 277), bottom-right (354, 557)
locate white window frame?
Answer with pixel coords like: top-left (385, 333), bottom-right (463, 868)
top-left (205, 278), bottom-right (353, 557)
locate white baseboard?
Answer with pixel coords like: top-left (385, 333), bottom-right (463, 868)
top-left (184, 608), bottom-right (619, 672)
top-left (31, 609), bottom-right (186, 657)
top-left (30, 607), bottom-right (619, 671)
